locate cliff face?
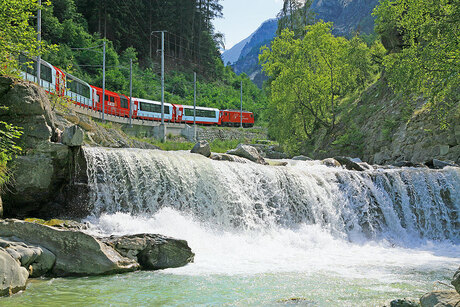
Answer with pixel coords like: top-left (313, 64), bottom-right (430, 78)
top-left (305, 77), bottom-right (460, 165)
top-left (311, 0), bottom-right (378, 35)
top-left (0, 77), bottom-right (71, 217)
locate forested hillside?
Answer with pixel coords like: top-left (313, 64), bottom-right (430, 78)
top-left (260, 0), bottom-right (459, 161)
top-left (37, 0), bottom-right (267, 117)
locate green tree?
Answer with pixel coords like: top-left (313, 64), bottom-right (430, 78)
top-left (374, 0), bottom-right (460, 126)
top-left (260, 22), bottom-right (374, 149)
top-left (0, 0), bottom-right (56, 75)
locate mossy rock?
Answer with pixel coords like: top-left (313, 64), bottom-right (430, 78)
top-left (24, 218), bottom-right (86, 230)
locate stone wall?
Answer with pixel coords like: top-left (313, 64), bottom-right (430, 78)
top-left (197, 126), bottom-right (268, 142)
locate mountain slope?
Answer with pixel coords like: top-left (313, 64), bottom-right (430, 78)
top-left (221, 34), bottom-right (253, 66)
top-left (228, 0), bottom-right (379, 88)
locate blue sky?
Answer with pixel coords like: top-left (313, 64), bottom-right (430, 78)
top-left (213, 0), bottom-right (283, 50)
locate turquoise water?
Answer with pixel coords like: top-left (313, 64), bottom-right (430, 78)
top-left (3, 268), bottom-right (455, 306)
top-left (3, 210), bottom-right (459, 306)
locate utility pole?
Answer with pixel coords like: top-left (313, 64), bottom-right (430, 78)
top-left (129, 58), bottom-right (133, 127)
top-left (240, 81), bottom-right (243, 128)
top-left (102, 40), bottom-right (106, 121)
top-left (151, 30), bottom-right (167, 141)
top-left (193, 72), bottom-right (197, 141)
top-left (37, 0), bottom-right (41, 86)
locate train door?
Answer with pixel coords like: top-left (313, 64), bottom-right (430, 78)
top-left (175, 105), bottom-right (184, 122)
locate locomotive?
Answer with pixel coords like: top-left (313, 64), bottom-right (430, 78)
top-left (19, 56), bottom-right (255, 127)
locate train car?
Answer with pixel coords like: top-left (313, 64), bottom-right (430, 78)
top-left (90, 86), bottom-right (135, 117)
top-left (220, 110), bottom-right (254, 127)
top-left (65, 72), bottom-right (93, 108)
top-left (136, 98), bottom-right (173, 121)
top-left (173, 105), bottom-right (220, 125)
top-left (19, 55), bottom-right (65, 96)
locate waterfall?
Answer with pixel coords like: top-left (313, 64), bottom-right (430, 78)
top-left (83, 147), bottom-right (460, 244)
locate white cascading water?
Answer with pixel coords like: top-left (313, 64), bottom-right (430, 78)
top-left (83, 147), bottom-right (459, 244)
top-left (82, 147), bottom-right (459, 282)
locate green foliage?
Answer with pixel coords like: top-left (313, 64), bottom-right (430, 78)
top-left (0, 115), bottom-right (23, 186)
top-left (332, 122), bottom-right (365, 152)
top-left (374, 0), bottom-right (460, 127)
top-left (260, 22), bottom-right (377, 148)
top-left (35, 0), bottom-right (266, 121)
top-left (0, 0), bottom-right (57, 76)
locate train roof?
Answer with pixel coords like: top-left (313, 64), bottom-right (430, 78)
top-left (63, 71), bottom-right (91, 87)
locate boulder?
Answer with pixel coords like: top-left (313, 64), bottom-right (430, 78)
top-left (61, 125), bottom-right (84, 147)
top-left (390, 298), bottom-right (420, 307)
top-left (191, 140), bottom-right (211, 158)
top-left (452, 267), bottom-right (460, 294)
top-left (425, 159), bottom-right (458, 169)
top-left (292, 155), bottom-right (313, 161)
top-left (210, 153), bottom-right (248, 163)
top-left (102, 234), bottom-right (194, 270)
top-left (0, 237), bottom-right (55, 277)
top-left (321, 158), bottom-right (341, 168)
top-left (0, 219), bottom-right (139, 276)
top-left (0, 248), bottom-right (28, 296)
top-left (227, 144), bottom-right (267, 165)
top-left (420, 290), bottom-right (460, 307)
top-left (393, 161), bottom-right (426, 168)
top-left (334, 156), bottom-right (365, 171)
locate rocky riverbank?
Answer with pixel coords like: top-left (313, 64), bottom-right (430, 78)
top-left (0, 219), bottom-right (194, 296)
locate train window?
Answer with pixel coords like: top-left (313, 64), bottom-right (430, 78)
top-left (110, 96), bottom-right (115, 102)
top-left (19, 55), bottom-right (36, 75)
top-left (105, 95), bottom-right (108, 101)
top-left (120, 96), bottom-right (128, 109)
top-left (140, 102), bottom-right (170, 114)
top-left (40, 64), bottom-right (52, 83)
top-left (184, 108), bottom-right (215, 118)
top-left (67, 77), bottom-right (90, 98)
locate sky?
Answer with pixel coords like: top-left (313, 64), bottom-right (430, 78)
top-left (213, 0), bottom-right (283, 51)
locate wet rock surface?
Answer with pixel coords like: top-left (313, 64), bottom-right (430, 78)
top-left (102, 234), bottom-right (195, 270)
top-left (0, 248), bottom-right (29, 297)
top-left (420, 290), bottom-right (460, 307)
top-left (191, 140), bottom-right (211, 157)
top-left (227, 144), bottom-right (267, 165)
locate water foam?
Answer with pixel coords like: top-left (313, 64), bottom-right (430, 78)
top-left (83, 147), bottom-right (460, 244)
top-left (85, 209), bottom-right (459, 278)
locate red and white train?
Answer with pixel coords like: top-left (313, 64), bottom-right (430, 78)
top-left (19, 56), bottom-right (255, 127)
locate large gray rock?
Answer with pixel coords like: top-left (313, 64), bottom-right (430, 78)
top-left (210, 153), bottom-right (249, 163)
top-left (191, 141), bottom-right (211, 158)
top-left (0, 77), bottom-right (72, 216)
top-left (0, 219), bottom-right (139, 276)
top-left (321, 158), bottom-right (341, 168)
top-left (453, 267), bottom-right (460, 294)
top-left (420, 290), bottom-right (460, 307)
top-left (102, 234), bottom-right (194, 270)
top-left (334, 156), bottom-right (365, 171)
top-left (0, 237), bottom-right (55, 277)
top-left (425, 159), bottom-right (458, 169)
top-left (227, 144), bottom-right (267, 165)
top-left (0, 248), bottom-right (28, 296)
top-left (61, 125), bottom-right (84, 147)
top-left (292, 155), bottom-right (313, 161)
